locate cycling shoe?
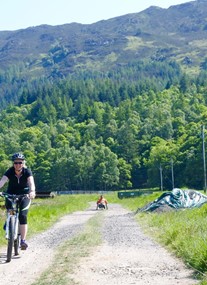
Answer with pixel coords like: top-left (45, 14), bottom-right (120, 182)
top-left (21, 240), bottom-right (28, 250)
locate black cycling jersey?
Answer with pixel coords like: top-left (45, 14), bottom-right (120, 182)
top-left (4, 167), bottom-right (32, 194)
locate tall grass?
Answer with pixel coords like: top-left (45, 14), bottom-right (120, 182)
top-left (115, 192), bottom-right (207, 284)
top-left (28, 194), bottom-right (95, 236)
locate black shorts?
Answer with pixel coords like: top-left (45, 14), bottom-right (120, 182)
top-left (5, 196), bottom-right (31, 225)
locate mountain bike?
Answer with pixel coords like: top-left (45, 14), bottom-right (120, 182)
top-left (0, 192), bottom-right (27, 262)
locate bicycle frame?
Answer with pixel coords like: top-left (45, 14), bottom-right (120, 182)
top-left (5, 199), bottom-right (20, 240)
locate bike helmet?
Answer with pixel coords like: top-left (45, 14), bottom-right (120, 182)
top-left (11, 152), bottom-right (25, 161)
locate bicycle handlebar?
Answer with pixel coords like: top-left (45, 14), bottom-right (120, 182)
top-left (0, 192), bottom-right (28, 199)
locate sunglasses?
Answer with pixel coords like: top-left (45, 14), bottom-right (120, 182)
top-left (14, 162), bottom-right (23, 165)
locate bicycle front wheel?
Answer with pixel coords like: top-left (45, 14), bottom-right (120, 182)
top-left (14, 234), bottom-right (21, 256)
top-left (7, 216), bottom-right (15, 262)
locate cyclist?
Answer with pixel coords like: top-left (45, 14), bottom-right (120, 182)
top-left (96, 195), bottom-right (108, 210)
top-left (0, 152), bottom-right (36, 250)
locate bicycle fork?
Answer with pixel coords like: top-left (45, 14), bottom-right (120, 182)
top-left (5, 211), bottom-right (19, 240)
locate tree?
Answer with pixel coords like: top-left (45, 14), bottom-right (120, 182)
top-left (118, 158), bottom-right (132, 189)
top-left (145, 137), bottom-right (178, 189)
top-left (92, 143), bottom-right (119, 190)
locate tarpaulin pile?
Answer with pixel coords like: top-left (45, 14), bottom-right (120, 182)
top-left (137, 188), bottom-right (207, 213)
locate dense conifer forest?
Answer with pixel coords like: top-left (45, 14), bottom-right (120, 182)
top-left (0, 59), bottom-right (207, 193)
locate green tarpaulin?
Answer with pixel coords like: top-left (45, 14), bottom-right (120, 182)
top-left (137, 188), bottom-right (207, 213)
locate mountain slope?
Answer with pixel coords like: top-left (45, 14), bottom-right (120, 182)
top-left (0, 0), bottom-right (206, 79)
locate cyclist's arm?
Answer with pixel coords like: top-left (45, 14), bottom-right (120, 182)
top-left (27, 176), bottom-right (36, 199)
top-left (0, 175), bottom-right (8, 190)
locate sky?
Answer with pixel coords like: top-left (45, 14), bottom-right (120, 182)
top-left (0, 0), bottom-right (193, 31)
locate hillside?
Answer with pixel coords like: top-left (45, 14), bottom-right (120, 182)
top-left (0, 0), bottom-right (206, 80)
top-left (0, 1), bottom-right (207, 193)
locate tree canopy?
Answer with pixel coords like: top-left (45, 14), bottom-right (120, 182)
top-left (1, 60), bottom-right (207, 192)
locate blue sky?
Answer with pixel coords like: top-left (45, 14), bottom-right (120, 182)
top-left (0, 0), bottom-right (193, 31)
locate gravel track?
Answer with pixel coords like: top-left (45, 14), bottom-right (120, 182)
top-left (0, 203), bottom-right (199, 285)
top-left (0, 208), bottom-right (96, 285)
top-left (72, 204), bottom-right (199, 285)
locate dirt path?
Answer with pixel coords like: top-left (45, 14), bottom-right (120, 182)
top-left (0, 208), bottom-right (96, 285)
top-left (0, 203), bottom-right (199, 285)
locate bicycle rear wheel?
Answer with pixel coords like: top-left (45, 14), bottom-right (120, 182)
top-left (7, 216), bottom-right (15, 262)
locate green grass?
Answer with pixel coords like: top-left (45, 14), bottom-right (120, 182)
top-left (28, 195), bottom-right (88, 234)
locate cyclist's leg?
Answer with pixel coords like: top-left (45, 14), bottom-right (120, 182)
top-left (20, 225), bottom-right (27, 240)
top-left (19, 198), bottom-right (31, 249)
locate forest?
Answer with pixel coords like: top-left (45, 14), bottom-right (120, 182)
top-left (0, 59), bottom-right (207, 193)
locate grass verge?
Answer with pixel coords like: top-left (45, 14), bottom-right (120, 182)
top-left (115, 192), bottom-right (207, 285)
